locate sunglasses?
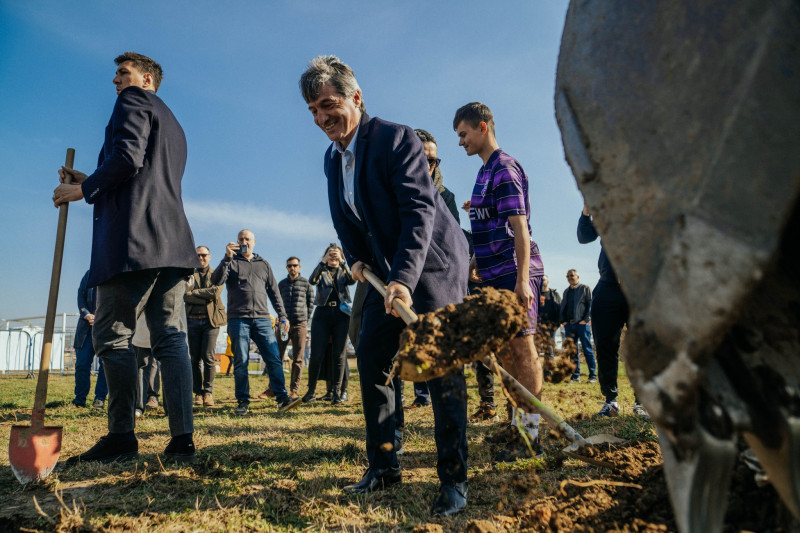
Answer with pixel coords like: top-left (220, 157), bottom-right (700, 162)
top-left (197, 254), bottom-right (209, 258)
top-left (286, 264), bottom-right (300, 268)
top-left (427, 157), bottom-right (441, 167)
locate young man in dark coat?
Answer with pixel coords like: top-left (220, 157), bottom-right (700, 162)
top-left (300, 55), bottom-right (470, 517)
top-left (54, 52), bottom-right (199, 464)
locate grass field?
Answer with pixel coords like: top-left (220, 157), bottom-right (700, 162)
top-left (0, 362), bottom-right (656, 532)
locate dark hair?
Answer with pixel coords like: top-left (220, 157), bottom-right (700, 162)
top-left (453, 102), bottom-right (495, 135)
top-left (414, 129), bottom-right (437, 145)
top-left (114, 51), bottom-right (163, 91)
top-left (286, 256), bottom-right (300, 264)
top-left (299, 55), bottom-right (365, 112)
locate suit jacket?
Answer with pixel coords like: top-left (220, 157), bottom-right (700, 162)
top-left (324, 114), bottom-right (468, 313)
top-left (81, 86), bottom-right (199, 287)
top-left (74, 270), bottom-right (96, 349)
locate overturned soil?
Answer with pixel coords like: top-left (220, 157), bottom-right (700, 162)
top-left (483, 438), bottom-right (793, 533)
top-left (395, 287), bottom-right (526, 381)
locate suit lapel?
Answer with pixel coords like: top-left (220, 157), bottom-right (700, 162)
top-left (353, 113), bottom-right (371, 224)
top-left (328, 148), bottom-right (362, 228)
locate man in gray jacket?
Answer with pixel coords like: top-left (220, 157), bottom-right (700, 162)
top-left (560, 269), bottom-right (597, 382)
top-left (211, 230), bottom-right (301, 414)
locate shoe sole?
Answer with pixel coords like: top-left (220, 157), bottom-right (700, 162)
top-left (163, 453), bottom-right (196, 464)
top-left (65, 451), bottom-right (139, 467)
top-left (278, 398), bottom-right (302, 413)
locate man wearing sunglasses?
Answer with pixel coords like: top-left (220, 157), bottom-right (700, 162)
top-left (277, 257), bottom-right (315, 399)
top-left (184, 246), bottom-right (226, 407)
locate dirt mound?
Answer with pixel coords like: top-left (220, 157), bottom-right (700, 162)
top-left (395, 287), bottom-right (526, 381)
top-left (510, 441), bottom-right (674, 531)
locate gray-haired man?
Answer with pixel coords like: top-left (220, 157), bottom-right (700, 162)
top-left (300, 55), bottom-right (470, 517)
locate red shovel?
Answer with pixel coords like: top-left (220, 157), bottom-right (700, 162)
top-left (9, 148), bottom-right (75, 483)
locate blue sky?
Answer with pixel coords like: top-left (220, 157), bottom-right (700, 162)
top-left (0, 1), bottom-right (601, 323)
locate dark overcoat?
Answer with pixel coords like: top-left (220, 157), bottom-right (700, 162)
top-left (80, 86), bottom-right (199, 287)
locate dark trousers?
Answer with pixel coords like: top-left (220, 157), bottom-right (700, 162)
top-left (565, 322), bottom-right (596, 379)
top-left (322, 344), bottom-right (350, 395)
top-left (307, 306), bottom-right (349, 398)
top-left (475, 361), bottom-right (495, 407)
top-left (187, 317), bottom-right (219, 396)
top-left (94, 267), bottom-right (193, 437)
top-left (591, 281), bottom-right (629, 403)
top-left (412, 381), bottom-right (431, 404)
top-left (135, 346), bottom-right (161, 410)
top-left (358, 290), bottom-right (467, 482)
top-left (73, 337), bottom-right (107, 404)
top-left (277, 321), bottom-right (308, 394)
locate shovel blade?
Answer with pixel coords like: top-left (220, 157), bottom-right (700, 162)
top-left (9, 424), bottom-right (63, 484)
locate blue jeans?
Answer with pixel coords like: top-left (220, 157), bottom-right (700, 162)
top-left (565, 322), bottom-right (596, 379)
top-left (228, 317), bottom-right (288, 403)
top-left (73, 338), bottom-right (108, 405)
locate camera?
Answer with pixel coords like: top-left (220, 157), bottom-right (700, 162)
top-left (238, 244), bottom-right (249, 256)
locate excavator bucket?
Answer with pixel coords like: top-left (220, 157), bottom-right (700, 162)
top-left (555, 1), bottom-right (800, 531)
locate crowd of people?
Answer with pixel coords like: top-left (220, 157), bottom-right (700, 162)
top-left (54, 51), bottom-right (645, 518)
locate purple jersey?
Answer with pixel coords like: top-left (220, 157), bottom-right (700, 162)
top-left (468, 149), bottom-right (544, 285)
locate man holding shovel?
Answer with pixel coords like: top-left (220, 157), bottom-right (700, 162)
top-left (454, 102), bottom-right (545, 462)
top-left (52, 52), bottom-right (199, 464)
top-left (300, 55), bottom-right (470, 517)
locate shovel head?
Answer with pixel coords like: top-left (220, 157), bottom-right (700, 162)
top-left (9, 423), bottom-right (63, 484)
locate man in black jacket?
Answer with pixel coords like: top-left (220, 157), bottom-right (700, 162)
top-left (537, 274), bottom-right (562, 359)
top-left (277, 256), bottom-right (314, 398)
top-left (211, 230), bottom-right (301, 415)
top-left (560, 269), bottom-right (597, 383)
top-left (55, 52), bottom-right (198, 465)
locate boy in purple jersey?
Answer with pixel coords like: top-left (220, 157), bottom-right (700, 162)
top-left (453, 102), bottom-right (544, 462)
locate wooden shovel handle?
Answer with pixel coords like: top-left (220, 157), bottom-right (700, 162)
top-left (33, 148), bottom-right (75, 417)
top-left (362, 269), bottom-right (418, 325)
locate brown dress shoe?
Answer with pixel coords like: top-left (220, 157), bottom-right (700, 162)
top-left (203, 393), bottom-right (214, 407)
top-left (257, 389), bottom-right (275, 400)
top-left (145, 397), bottom-right (159, 410)
top-left (194, 394), bottom-right (203, 406)
top-left (289, 391), bottom-right (299, 400)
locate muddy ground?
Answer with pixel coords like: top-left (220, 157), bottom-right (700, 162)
top-left (414, 438), bottom-right (790, 532)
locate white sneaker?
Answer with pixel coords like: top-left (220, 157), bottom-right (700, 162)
top-left (632, 403), bottom-right (650, 419)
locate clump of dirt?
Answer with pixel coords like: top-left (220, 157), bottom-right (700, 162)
top-left (394, 287), bottom-right (526, 381)
top-left (464, 518), bottom-right (501, 532)
top-left (413, 524), bottom-right (443, 533)
top-left (542, 350), bottom-right (576, 384)
top-left (510, 440), bottom-right (675, 531)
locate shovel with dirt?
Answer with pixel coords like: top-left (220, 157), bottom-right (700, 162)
top-left (9, 148), bottom-right (75, 483)
top-left (362, 269), bottom-right (621, 463)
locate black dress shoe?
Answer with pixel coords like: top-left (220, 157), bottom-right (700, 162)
top-left (301, 392), bottom-right (317, 403)
top-left (343, 467), bottom-right (402, 494)
top-left (320, 391), bottom-right (333, 402)
top-left (431, 481), bottom-right (468, 517)
top-left (164, 434), bottom-right (196, 463)
top-left (64, 434), bottom-right (138, 466)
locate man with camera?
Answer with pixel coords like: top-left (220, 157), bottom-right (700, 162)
top-left (210, 229), bottom-right (300, 414)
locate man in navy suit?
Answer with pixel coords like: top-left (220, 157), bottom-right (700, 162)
top-left (71, 269), bottom-right (108, 409)
top-left (53, 52), bottom-right (199, 465)
top-left (299, 55), bottom-right (470, 517)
